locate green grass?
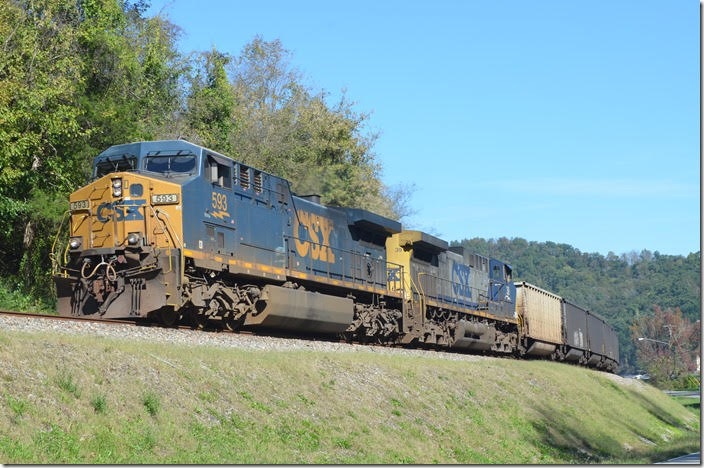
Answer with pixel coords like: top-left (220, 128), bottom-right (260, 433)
top-left (90, 395), bottom-right (107, 414)
top-left (56, 371), bottom-right (81, 398)
top-left (671, 396), bottom-right (700, 416)
top-left (0, 279), bottom-right (55, 314)
top-left (5, 395), bottom-right (28, 423)
top-left (0, 328), bottom-right (699, 464)
top-left (142, 392), bottom-right (160, 416)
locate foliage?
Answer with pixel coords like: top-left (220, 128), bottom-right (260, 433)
top-left (0, 0), bottom-right (185, 302)
top-left (455, 237), bottom-right (700, 373)
top-left (669, 375), bottom-right (701, 392)
top-left (5, 394), bottom-right (29, 422)
top-left (184, 36), bottom-right (407, 220)
top-left (630, 306), bottom-right (700, 386)
top-left (91, 394), bottom-right (107, 414)
top-left (143, 391), bottom-right (160, 416)
top-left (56, 370), bottom-right (81, 398)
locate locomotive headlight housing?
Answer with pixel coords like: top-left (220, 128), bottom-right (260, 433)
top-left (126, 232), bottom-right (140, 246)
top-left (69, 236), bottom-right (82, 250)
top-left (111, 178), bottom-right (122, 197)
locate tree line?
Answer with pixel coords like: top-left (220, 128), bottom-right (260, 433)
top-left (457, 237), bottom-right (700, 374)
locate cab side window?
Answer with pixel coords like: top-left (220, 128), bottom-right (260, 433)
top-left (206, 155), bottom-right (231, 189)
top-left (492, 264), bottom-right (504, 281)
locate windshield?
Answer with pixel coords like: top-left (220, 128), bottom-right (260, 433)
top-left (145, 154), bottom-right (197, 175)
top-left (95, 156), bottom-right (137, 177)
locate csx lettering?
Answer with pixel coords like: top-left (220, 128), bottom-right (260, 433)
top-left (293, 210), bottom-right (335, 263)
top-left (96, 199), bottom-right (146, 223)
top-left (451, 262), bottom-right (472, 298)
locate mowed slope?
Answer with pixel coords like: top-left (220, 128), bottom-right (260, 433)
top-left (0, 329), bottom-right (699, 464)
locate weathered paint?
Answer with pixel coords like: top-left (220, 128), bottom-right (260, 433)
top-left (515, 281), bottom-right (563, 344)
top-left (69, 173), bottom-right (183, 251)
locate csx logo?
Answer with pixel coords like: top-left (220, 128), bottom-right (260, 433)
top-left (96, 199), bottom-right (146, 223)
top-left (451, 262), bottom-right (472, 298)
top-left (293, 210), bottom-right (335, 264)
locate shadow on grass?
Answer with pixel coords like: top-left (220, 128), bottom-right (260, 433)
top-left (527, 399), bottom-right (699, 464)
top-left (623, 387), bottom-right (689, 429)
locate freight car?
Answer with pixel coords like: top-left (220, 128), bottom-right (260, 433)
top-left (515, 282), bottom-right (618, 372)
top-left (52, 140), bottom-right (619, 372)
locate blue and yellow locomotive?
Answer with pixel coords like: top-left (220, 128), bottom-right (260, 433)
top-left (52, 139), bottom-right (518, 351)
top-left (52, 140), bottom-right (619, 370)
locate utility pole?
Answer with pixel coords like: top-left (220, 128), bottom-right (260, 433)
top-left (663, 324), bottom-right (676, 379)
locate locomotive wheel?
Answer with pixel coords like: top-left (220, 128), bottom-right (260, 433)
top-left (224, 315), bottom-right (245, 332)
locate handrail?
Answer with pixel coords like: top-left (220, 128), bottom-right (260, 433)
top-left (416, 272), bottom-right (429, 320)
top-left (152, 207), bottom-right (184, 250)
top-left (283, 234), bottom-right (402, 269)
top-left (50, 210), bottom-right (70, 276)
top-left (150, 206), bottom-right (184, 278)
top-left (415, 270), bottom-right (489, 308)
top-left (283, 234), bottom-right (404, 293)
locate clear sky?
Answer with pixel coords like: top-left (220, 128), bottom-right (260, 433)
top-left (147, 0), bottom-right (700, 256)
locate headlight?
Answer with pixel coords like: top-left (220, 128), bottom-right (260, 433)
top-left (127, 232), bottom-right (140, 246)
top-left (69, 237), bottom-right (82, 249)
top-left (112, 178), bottom-right (122, 197)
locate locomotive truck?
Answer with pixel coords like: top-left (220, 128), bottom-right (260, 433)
top-left (52, 140), bottom-right (619, 372)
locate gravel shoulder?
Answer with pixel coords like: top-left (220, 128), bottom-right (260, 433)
top-left (0, 313), bottom-right (490, 362)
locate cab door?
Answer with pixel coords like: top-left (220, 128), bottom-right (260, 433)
top-left (489, 259), bottom-right (506, 302)
top-left (489, 259), bottom-right (516, 318)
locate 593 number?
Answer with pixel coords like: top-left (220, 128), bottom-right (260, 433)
top-left (211, 191), bottom-right (228, 211)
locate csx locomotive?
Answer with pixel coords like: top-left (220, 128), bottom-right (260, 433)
top-left (52, 140), bottom-right (619, 371)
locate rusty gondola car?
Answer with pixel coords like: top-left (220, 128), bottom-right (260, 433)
top-left (52, 140), bottom-right (619, 372)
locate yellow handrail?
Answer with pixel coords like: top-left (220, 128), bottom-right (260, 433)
top-left (50, 210), bottom-right (70, 276)
top-left (151, 207), bottom-right (184, 278)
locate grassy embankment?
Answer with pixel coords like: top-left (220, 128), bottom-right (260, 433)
top-left (0, 328), bottom-right (699, 464)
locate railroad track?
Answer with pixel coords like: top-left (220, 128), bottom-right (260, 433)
top-left (0, 310), bottom-right (551, 362)
top-left (0, 309), bottom-right (350, 343)
top-left (0, 309), bottom-right (485, 362)
top-left (0, 309), bottom-right (250, 334)
top-left (0, 309), bottom-right (137, 326)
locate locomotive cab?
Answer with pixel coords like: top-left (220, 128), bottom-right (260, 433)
top-left (53, 140), bottom-right (205, 319)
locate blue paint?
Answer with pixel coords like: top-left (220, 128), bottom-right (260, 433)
top-left (451, 261), bottom-right (472, 299)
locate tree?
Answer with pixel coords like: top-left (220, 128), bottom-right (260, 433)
top-left (630, 305), bottom-right (700, 385)
top-left (185, 36), bottom-right (411, 220)
top-left (0, 0), bottom-right (185, 300)
top-left (185, 48), bottom-right (237, 154)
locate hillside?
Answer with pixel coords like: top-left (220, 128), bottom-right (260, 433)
top-left (0, 321), bottom-right (699, 464)
top-left (455, 237), bottom-right (701, 373)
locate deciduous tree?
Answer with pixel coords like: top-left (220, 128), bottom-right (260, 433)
top-left (630, 305), bottom-right (700, 385)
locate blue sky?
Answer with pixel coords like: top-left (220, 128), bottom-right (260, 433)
top-left (147, 0), bottom-right (699, 256)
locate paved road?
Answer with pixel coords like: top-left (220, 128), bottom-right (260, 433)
top-left (663, 390), bottom-right (700, 399)
top-left (657, 452), bottom-right (701, 464)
